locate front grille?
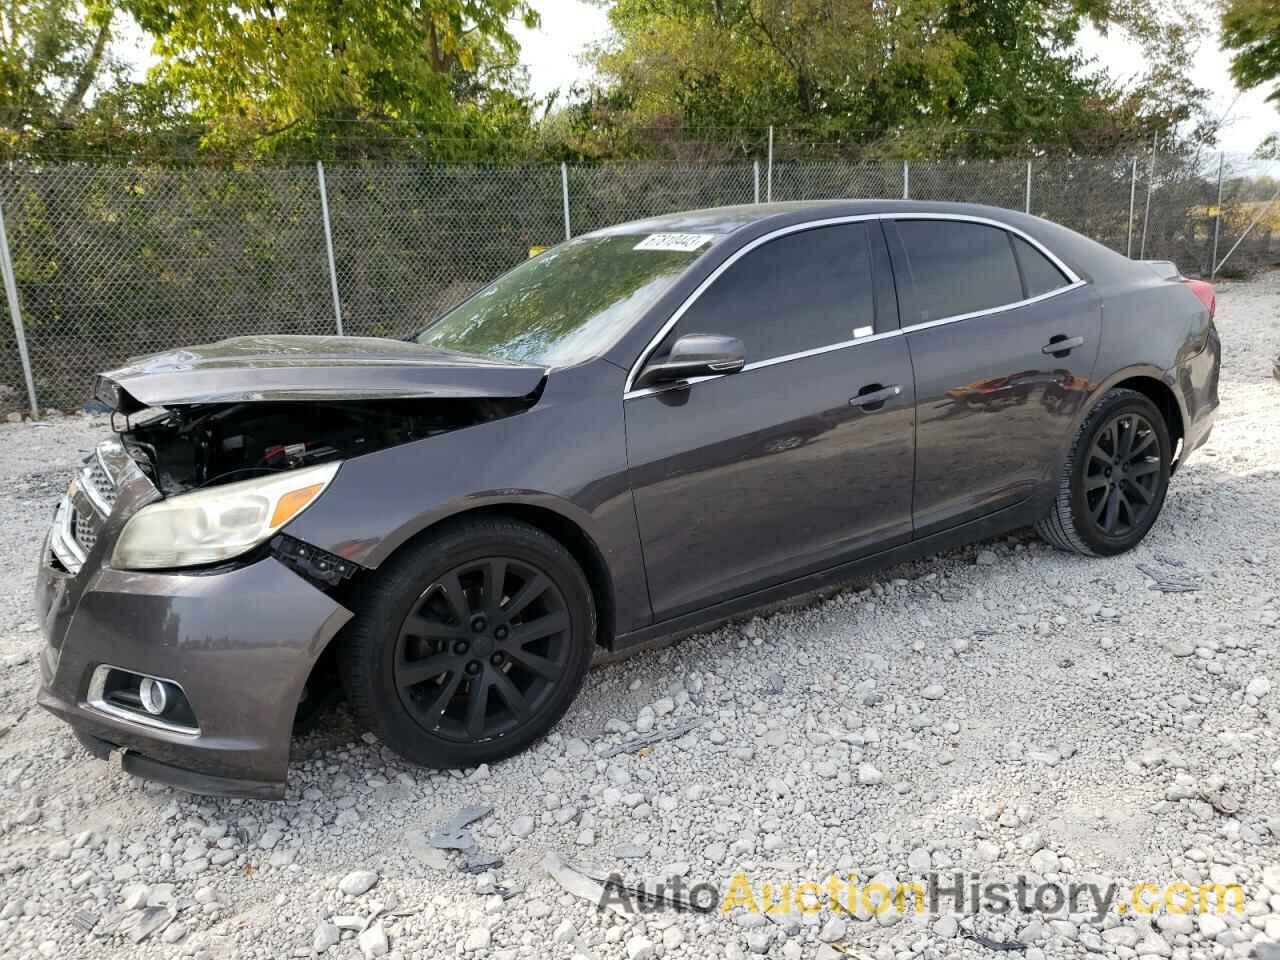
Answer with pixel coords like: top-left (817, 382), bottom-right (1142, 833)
top-left (74, 512), bottom-right (98, 553)
top-left (84, 458), bottom-right (117, 511)
top-left (49, 498), bottom-right (85, 574)
top-left (49, 442), bottom-right (124, 575)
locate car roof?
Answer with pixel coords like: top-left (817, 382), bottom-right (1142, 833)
top-left (589, 199), bottom-right (1029, 237)
top-left (589, 199), bottom-right (1133, 282)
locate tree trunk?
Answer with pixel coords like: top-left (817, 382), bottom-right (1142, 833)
top-left (59, 15), bottom-right (112, 121)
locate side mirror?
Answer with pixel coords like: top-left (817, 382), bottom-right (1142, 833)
top-left (634, 333), bottom-right (746, 389)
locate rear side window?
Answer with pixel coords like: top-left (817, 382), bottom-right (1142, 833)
top-left (1012, 236), bottom-right (1070, 297)
top-left (896, 220), bottom-right (1023, 323)
top-left (672, 223), bottom-right (874, 363)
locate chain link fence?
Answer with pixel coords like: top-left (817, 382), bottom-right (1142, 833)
top-left (0, 150), bottom-right (1276, 416)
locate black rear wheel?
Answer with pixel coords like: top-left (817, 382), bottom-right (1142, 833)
top-left (1037, 388), bottom-right (1172, 557)
top-left (1081, 411), bottom-right (1162, 538)
top-left (342, 517), bottom-right (595, 768)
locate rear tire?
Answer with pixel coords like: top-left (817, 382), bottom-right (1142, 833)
top-left (340, 516), bottom-right (596, 768)
top-left (1036, 388), bottom-right (1171, 557)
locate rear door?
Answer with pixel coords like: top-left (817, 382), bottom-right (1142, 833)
top-left (624, 221), bottom-right (916, 620)
top-left (885, 217), bottom-right (1100, 536)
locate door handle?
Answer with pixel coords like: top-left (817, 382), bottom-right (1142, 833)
top-left (1042, 335), bottom-right (1084, 357)
top-left (849, 384), bottom-right (902, 410)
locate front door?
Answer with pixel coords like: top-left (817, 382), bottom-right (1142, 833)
top-left (624, 221), bottom-right (916, 621)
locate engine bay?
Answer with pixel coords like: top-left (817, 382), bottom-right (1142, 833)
top-left (118, 397), bottom-right (535, 497)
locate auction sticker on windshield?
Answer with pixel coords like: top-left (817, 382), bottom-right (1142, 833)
top-left (633, 233), bottom-right (714, 252)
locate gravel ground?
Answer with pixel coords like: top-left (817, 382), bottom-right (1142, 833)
top-left (1, 272), bottom-right (1278, 960)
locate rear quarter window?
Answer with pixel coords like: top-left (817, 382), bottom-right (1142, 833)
top-left (1012, 235), bottom-right (1071, 297)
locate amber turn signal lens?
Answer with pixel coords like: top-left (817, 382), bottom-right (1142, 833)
top-left (270, 483), bottom-right (325, 527)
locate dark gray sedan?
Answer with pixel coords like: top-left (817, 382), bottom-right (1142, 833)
top-left (35, 200), bottom-right (1220, 798)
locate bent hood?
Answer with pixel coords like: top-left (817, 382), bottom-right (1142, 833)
top-left (95, 335), bottom-right (548, 410)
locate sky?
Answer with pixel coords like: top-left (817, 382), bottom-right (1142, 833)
top-left (511, 0), bottom-right (1279, 157)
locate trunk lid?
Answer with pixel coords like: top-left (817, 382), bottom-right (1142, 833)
top-left (95, 335), bottom-right (547, 412)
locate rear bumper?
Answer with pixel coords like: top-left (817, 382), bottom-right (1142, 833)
top-left (1184, 401), bottom-right (1215, 459)
top-left (36, 552), bottom-right (352, 799)
top-left (1178, 322), bottom-right (1221, 464)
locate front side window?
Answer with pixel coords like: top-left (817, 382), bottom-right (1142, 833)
top-left (668, 223), bottom-right (874, 364)
top-left (415, 235), bottom-right (707, 366)
top-left (896, 220), bottom-right (1024, 323)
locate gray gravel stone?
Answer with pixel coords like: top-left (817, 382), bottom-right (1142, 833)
top-left (338, 870), bottom-right (379, 896)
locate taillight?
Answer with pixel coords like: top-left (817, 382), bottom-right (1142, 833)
top-left (1183, 278), bottom-right (1215, 319)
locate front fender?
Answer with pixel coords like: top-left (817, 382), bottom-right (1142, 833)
top-left (282, 360), bottom-right (654, 635)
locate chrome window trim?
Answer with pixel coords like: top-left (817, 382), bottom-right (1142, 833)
top-left (624, 329), bottom-right (902, 400)
top-left (893, 212), bottom-right (1081, 286)
top-left (86, 664), bottom-right (201, 737)
top-left (622, 211), bottom-right (1085, 399)
top-left (898, 278), bottom-right (1087, 334)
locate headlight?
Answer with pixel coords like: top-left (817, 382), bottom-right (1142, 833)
top-left (112, 463), bottom-right (340, 570)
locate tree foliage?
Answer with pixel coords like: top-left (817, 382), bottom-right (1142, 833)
top-left (1221, 0), bottom-right (1280, 107)
top-left (577, 0), bottom-right (1209, 156)
top-left (0, 0), bottom-right (1223, 162)
top-left (0, 1), bottom-right (117, 130)
top-left (120, 0), bottom-right (540, 154)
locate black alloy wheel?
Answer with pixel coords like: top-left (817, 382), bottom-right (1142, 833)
top-left (1082, 412), bottom-right (1162, 538)
top-left (341, 516), bottom-right (595, 768)
top-left (1037, 387), bottom-right (1172, 557)
top-left (394, 557), bottom-right (571, 743)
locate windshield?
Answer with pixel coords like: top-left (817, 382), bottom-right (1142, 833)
top-left (414, 234), bottom-right (708, 365)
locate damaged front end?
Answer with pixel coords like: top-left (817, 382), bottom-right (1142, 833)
top-left (90, 334), bottom-right (547, 576)
top-left (35, 335), bottom-right (548, 797)
top-left (116, 396), bottom-right (539, 500)
top-left (96, 333), bottom-right (549, 502)
top-left (109, 396), bottom-right (540, 586)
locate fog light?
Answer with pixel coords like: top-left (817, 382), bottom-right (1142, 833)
top-left (87, 664), bottom-right (200, 734)
top-left (138, 677), bottom-right (168, 715)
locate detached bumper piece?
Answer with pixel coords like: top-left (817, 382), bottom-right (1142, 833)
top-left (73, 730), bottom-right (285, 800)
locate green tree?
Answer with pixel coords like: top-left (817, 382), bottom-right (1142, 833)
top-left (121, 0), bottom-right (541, 155)
top-left (580, 0), bottom-right (1206, 156)
top-left (1221, 0), bottom-right (1280, 107)
top-left (0, 1), bottom-right (118, 133)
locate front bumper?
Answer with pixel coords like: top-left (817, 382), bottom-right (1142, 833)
top-left (36, 550), bottom-right (352, 799)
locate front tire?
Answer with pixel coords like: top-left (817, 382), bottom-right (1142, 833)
top-left (340, 517), bottom-right (596, 768)
top-left (1036, 388), bottom-right (1171, 557)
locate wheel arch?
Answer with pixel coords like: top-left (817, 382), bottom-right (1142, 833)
top-left (1076, 366), bottom-right (1188, 470)
top-left (1109, 375), bottom-right (1185, 466)
top-left (365, 501), bottom-right (618, 651)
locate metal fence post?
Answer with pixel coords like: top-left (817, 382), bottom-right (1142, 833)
top-left (1139, 133), bottom-right (1157, 259)
top-left (753, 160), bottom-right (761, 204)
top-left (1211, 152), bottom-right (1225, 278)
top-left (903, 160), bottom-right (910, 200)
top-left (1025, 160), bottom-right (1032, 214)
top-left (561, 162), bottom-right (572, 241)
top-left (766, 127), bottom-right (773, 203)
top-left (315, 161), bottom-right (344, 336)
top-left (0, 198), bottom-right (38, 418)
top-left (1126, 157), bottom-right (1138, 258)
